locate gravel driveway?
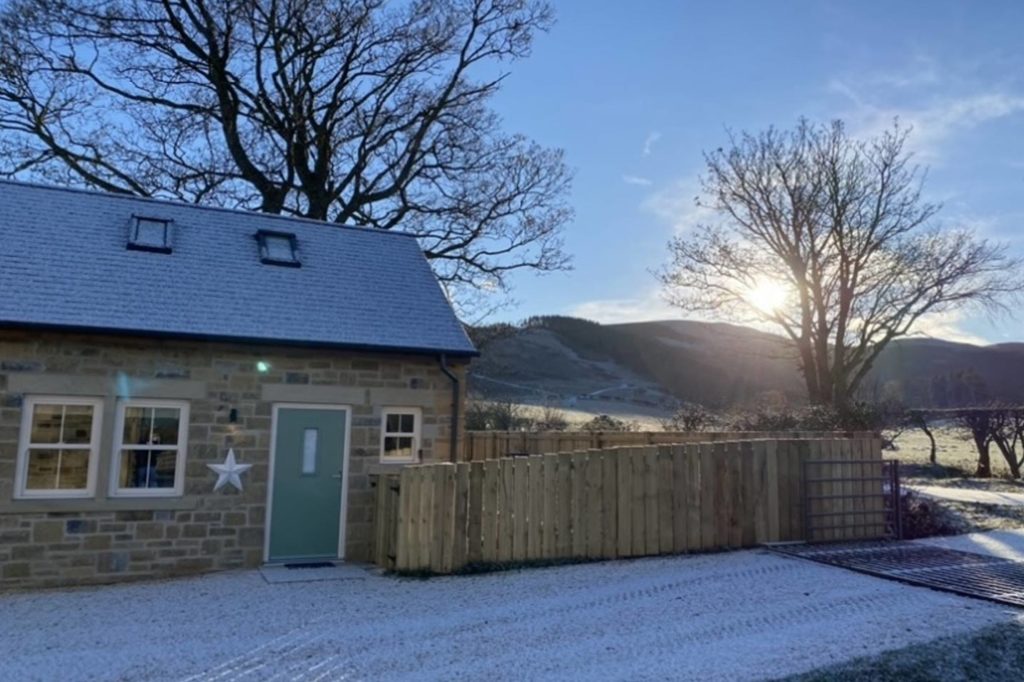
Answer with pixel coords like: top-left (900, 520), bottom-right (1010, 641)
top-left (1, 550), bottom-right (1017, 681)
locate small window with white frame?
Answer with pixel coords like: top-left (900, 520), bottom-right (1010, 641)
top-left (111, 400), bottom-right (190, 496)
top-left (380, 408), bottom-right (421, 463)
top-left (16, 396), bottom-right (103, 498)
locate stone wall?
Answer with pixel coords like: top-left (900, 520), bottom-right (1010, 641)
top-left (0, 329), bottom-right (468, 589)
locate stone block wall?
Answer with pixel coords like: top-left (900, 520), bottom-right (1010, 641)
top-left (0, 329), bottom-right (468, 589)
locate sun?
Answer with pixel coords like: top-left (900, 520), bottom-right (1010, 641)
top-left (745, 277), bottom-right (789, 314)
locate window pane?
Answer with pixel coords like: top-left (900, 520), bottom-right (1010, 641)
top-left (265, 235), bottom-right (294, 261)
top-left (149, 450), bottom-right (178, 489)
top-left (30, 404), bottom-right (63, 444)
top-left (383, 436), bottom-right (415, 460)
top-left (151, 408), bottom-right (180, 445)
top-left (25, 448), bottom-right (59, 489)
top-left (385, 413), bottom-right (400, 433)
top-left (119, 449), bottom-right (147, 488)
top-left (62, 405), bottom-right (95, 444)
top-left (399, 414), bottom-right (415, 433)
top-left (57, 449), bottom-right (90, 489)
top-left (123, 407), bottom-right (153, 445)
top-left (119, 449), bottom-right (177, 489)
top-left (134, 218), bottom-right (168, 248)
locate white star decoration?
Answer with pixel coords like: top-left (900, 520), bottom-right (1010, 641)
top-left (207, 448), bottom-right (253, 492)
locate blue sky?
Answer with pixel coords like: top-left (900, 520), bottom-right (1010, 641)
top-left (487, 0), bottom-right (1024, 344)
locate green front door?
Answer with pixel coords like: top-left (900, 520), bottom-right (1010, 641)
top-left (268, 407), bottom-right (347, 562)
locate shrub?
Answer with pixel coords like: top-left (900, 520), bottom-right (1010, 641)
top-left (464, 398), bottom-right (571, 432)
top-left (899, 491), bottom-right (964, 539)
top-left (579, 414), bottom-right (639, 432)
top-left (464, 398), bottom-right (532, 431)
top-left (729, 407), bottom-right (800, 432)
top-left (661, 402), bottom-right (718, 432)
top-left (534, 404), bottom-right (570, 432)
top-left (727, 400), bottom-right (905, 434)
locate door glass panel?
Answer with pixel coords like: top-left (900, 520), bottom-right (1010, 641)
top-left (302, 428), bottom-right (318, 474)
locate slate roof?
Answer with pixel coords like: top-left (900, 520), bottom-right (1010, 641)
top-left (0, 181), bottom-right (477, 356)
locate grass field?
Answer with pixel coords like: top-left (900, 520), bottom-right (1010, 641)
top-left (888, 427), bottom-right (1024, 534)
top-left (891, 427), bottom-right (1024, 487)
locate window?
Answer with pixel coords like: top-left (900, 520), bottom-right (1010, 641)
top-left (380, 408), bottom-right (421, 463)
top-left (16, 397), bottom-right (102, 498)
top-left (111, 400), bottom-right (189, 496)
top-left (302, 428), bottom-right (318, 474)
top-left (255, 229), bottom-right (300, 267)
top-left (127, 216), bottom-right (173, 253)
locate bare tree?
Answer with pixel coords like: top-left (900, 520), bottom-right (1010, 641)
top-left (661, 402), bottom-right (717, 432)
top-left (659, 120), bottom-right (1020, 407)
top-left (949, 406), bottom-right (1024, 479)
top-left (0, 0), bottom-right (571, 298)
top-left (989, 408), bottom-right (1024, 479)
top-left (954, 408), bottom-right (997, 477)
top-left (906, 410), bottom-right (938, 464)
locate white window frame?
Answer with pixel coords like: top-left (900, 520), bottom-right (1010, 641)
top-left (15, 395), bottom-right (103, 499)
top-left (110, 399), bottom-right (190, 497)
top-left (379, 407), bottom-right (422, 464)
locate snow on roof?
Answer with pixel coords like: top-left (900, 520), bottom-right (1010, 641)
top-left (0, 181), bottom-right (476, 356)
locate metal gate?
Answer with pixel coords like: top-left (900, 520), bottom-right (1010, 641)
top-left (802, 459), bottom-right (901, 542)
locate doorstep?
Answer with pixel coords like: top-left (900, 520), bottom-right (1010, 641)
top-left (258, 561), bottom-right (378, 584)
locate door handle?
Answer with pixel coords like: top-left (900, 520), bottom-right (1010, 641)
top-left (331, 470), bottom-right (343, 480)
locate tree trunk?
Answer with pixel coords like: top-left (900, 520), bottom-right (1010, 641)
top-left (993, 437), bottom-right (1022, 479)
top-left (974, 435), bottom-right (992, 478)
top-left (920, 423), bottom-right (937, 464)
top-left (795, 334), bottom-right (823, 405)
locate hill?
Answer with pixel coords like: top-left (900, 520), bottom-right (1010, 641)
top-left (468, 316), bottom-right (1024, 412)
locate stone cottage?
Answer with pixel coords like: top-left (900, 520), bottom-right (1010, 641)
top-left (0, 181), bottom-right (476, 589)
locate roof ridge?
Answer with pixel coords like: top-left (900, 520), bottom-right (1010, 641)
top-left (0, 178), bottom-right (419, 238)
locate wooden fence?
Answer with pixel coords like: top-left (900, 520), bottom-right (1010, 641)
top-left (458, 430), bottom-right (875, 461)
top-left (372, 436), bottom-right (883, 574)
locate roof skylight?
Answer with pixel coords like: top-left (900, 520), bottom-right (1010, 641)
top-left (127, 216), bottom-right (173, 254)
top-left (256, 230), bottom-right (300, 267)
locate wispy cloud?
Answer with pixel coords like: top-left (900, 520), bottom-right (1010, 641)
top-left (829, 58), bottom-right (1024, 161)
top-left (569, 288), bottom-right (680, 324)
top-left (642, 131), bottom-right (662, 157)
top-left (641, 174), bottom-right (719, 234)
top-left (856, 93), bottom-right (1024, 159)
top-left (911, 310), bottom-right (990, 346)
top-left (622, 174), bottom-right (653, 186)
top-left (865, 53), bottom-right (941, 90)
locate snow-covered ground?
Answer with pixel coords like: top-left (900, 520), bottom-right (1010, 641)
top-left (910, 485), bottom-right (1024, 507)
top-left (0, 549), bottom-right (1018, 681)
top-left (917, 529), bottom-right (1024, 561)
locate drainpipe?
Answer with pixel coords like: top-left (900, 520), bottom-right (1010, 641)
top-left (438, 354), bottom-right (460, 463)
